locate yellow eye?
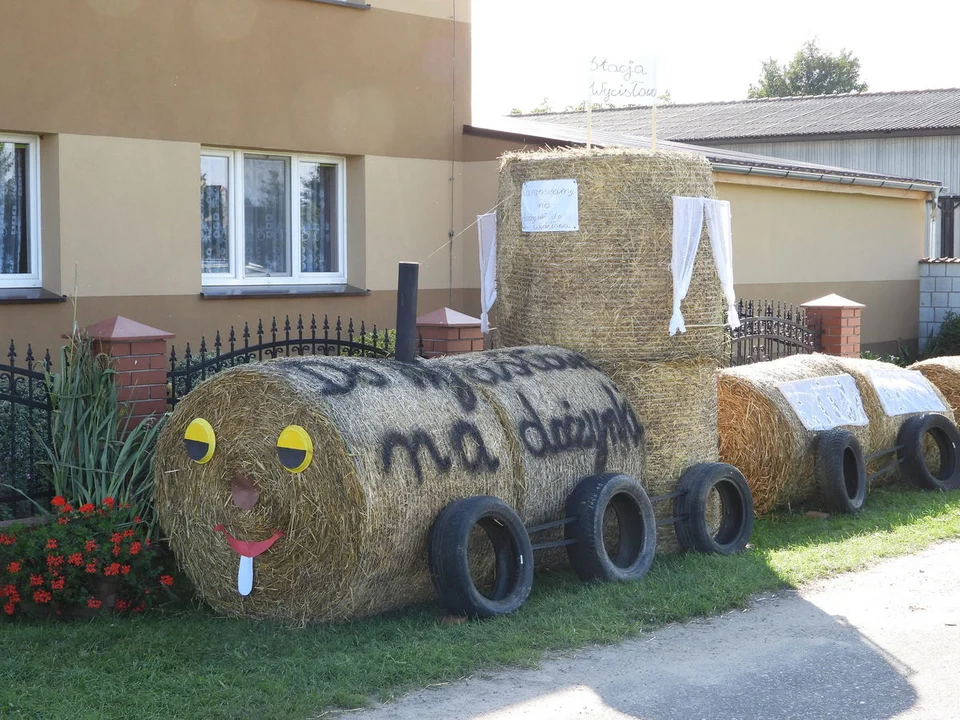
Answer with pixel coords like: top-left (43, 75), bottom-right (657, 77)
top-left (277, 425), bottom-right (313, 473)
top-left (184, 418), bottom-right (216, 464)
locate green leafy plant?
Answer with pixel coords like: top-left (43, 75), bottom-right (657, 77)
top-left (0, 497), bottom-right (181, 619)
top-left (30, 334), bottom-right (165, 527)
top-left (926, 311), bottom-right (960, 358)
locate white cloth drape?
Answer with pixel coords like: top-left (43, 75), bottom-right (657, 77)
top-left (670, 196), bottom-right (739, 334)
top-left (670, 197), bottom-right (706, 335)
top-left (478, 212), bottom-right (498, 333)
top-left (703, 199), bottom-right (740, 330)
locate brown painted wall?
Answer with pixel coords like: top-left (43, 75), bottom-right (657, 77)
top-left (0, 0), bottom-right (469, 161)
top-left (2, 288), bottom-right (483, 366)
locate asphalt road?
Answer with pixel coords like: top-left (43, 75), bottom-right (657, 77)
top-left (339, 541), bottom-right (960, 720)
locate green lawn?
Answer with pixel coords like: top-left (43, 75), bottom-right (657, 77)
top-left (3, 487), bottom-right (960, 720)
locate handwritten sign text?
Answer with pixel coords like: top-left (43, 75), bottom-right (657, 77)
top-left (521, 179), bottom-right (579, 233)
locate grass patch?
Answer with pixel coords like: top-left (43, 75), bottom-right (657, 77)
top-left (3, 487), bottom-right (960, 719)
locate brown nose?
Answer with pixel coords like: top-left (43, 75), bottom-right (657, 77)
top-left (230, 475), bottom-right (259, 510)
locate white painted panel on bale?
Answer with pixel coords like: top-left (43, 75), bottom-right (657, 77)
top-left (862, 365), bottom-right (946, 416)
top-left (778, 374), bottom-right (869, 431)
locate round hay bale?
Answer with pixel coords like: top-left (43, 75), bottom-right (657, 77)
top-left (609, 359), bottom-right (720, 553)
top-left (910, 357), bottom-right (960, 415)
top-left (829, 357), bottom-right (955, 486)
top-left (154, 347), bottom-right (646, 623)
top-left (718, 354), bottom-right (868, 514)
top-left (495, 148), bottom-right (725, 363)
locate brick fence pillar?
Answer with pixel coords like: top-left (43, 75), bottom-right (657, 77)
top-left (416, 307), bottom-right (484, 358)
top-left (801, 294), bottom-right (865, 358)
top-left (82, 316), bottom-right (174, 426)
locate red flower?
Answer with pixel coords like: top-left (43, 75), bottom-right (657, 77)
top-left (46, 555), bottom-right (64, 568)
top-left (116, 599), bottom-right (129, 612)
top-left (79, 503), bottom-right (96, 514)
top-left (160, 575), bottom-right (174, 587)
top-left (32, 590), bottom-right (51, 604)
top-left (0, 533), bottom-right (15, 545)
top-left (61, 503), bottom-right (74, 513)
top-left (145, 538), bottom-right (151, 546)
top-left (104, 563), bottom-right (122, 577)
top-left (134, 516), bottom-right (141, 523)
top-left (87, 597), bottom-right (102, 609)
top-left (85, 563), bottom-right (98, 574)
top-left (123, 529), bottom-right (135, 539)
top-left (51, 496), bottom-right (66, 508)
top-left (29, 574), bottom-right (44, 586)
top-left (112, 546), bottom-right (121, 557)
top-left (121, 565), bottom-right (131, 575)
top-left (6, 561), bottom-right (21, 574)
top-left (2, 601), bottom-right (14, 615)
top-left (51, 577), bottom-right (65, 590)
top-left (0, 584), bottom-right (15, 598)
top-left (110, 533), bottom-right (123, 544)
top-left (57, 517), bottom-right (70, 525)
top-left (103, 497), bottom-right (115, 508)
top-left (68, 553), bottom-right (83, 566)
top-left (129, 542), bottom-right (142, 556)
top-left (46, 538), bottom-right (58, 550)
top-left (85, 540), bottom-right (98, 552)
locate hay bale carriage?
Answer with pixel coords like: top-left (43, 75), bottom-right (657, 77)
top-left (155, 347), bottom-right (753, 623)
top-left (719, 354), bottom-right (960, 516)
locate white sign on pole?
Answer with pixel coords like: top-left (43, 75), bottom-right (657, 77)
top-left (521, 179), bottom-right (579, 233)
top-left (777, 374), bottom-right (869, 432)
top-left (589, 56), bottom-right (658, 107)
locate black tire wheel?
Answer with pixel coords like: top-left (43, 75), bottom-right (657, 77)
top-left (564, 473), bottom-right (657, 583)
top-left (674, 463), bottom-right (754, 554)
top-left (897, 413), bottom-right (960, 491)
top-left (429, 495), bottom-right (534, 619)
top-left (815, 429), bottom-right (868, 514)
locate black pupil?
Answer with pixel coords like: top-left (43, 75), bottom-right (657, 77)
top-left (277, 446), bottom-right (306, 469)
top-left (184, 439), bottom-right (209, 461)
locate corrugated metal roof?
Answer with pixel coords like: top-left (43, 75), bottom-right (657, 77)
top-left (523, 88), bottom-right (960, 142)
top-left (466, 116), bottom-right (942, 187)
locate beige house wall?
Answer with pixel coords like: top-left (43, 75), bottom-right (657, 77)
top-left (716, 180), bottom-right (926, 348)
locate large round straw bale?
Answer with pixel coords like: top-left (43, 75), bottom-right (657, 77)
top-left (154, 347), bottom-right (646, 623)
top-left (718, 354), bottom-right (869, 514)
top-left (496, 148), bottom-right (725, 363)
top-left (609, 359), bottom-right (720, 552)
top-left (829, 357), bottom-right (955, 486)
top-left (910, 357), bottom-right (960, 415)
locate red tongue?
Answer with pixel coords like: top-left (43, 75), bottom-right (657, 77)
top-left (214, 525), bottom-right (284, 557)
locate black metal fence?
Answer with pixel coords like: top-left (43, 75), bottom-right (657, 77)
top-left (0, 342), bottom-right (53, 520)
top-left (167, 314), bottom-right (400, 406)
top-left (728, 299), bottom-right (821, 366)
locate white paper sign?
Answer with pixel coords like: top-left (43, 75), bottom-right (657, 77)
top-left (863, 365), bottom-right (947, 417)
top-left (521, 179), bottom-right (579, 233)
top-left (778, 374), bottom-right (869, 431)
top-left (589, 55), bottom-right (658, 106)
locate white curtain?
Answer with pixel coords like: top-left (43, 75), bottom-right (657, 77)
top-left (670, 196), bottom-right (705, 335)
top-left (478, 212), bottom-right (497, 333)
top-left (703, 199), bottom-right (740, 330)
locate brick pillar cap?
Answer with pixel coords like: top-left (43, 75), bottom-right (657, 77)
top-left (64, 316), bottom-right (175, 341)
top-left (801, 294), bottom-right (865, 309)
top-left (415, 307), bottom-right (481, 327)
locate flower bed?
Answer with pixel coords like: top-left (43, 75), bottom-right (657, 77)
top-left (0, 497), bottom-right (179, 618)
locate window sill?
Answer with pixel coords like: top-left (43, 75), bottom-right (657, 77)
top-left (302, 0), bottom-right (370, 9)
top-left (0, 288), bottom-right (66, 304)
top-left (200, 284), bottom-right (370, 299)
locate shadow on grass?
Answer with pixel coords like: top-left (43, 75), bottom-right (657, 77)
top-left (1, 488), bottom-right (956, 720)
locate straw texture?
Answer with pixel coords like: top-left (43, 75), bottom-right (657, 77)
top-left (154, 347), bottom-right (645, 623)
top-left (910, 357), bottom-right (960, 416)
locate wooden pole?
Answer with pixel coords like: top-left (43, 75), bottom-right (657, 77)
top-left (395, 262), bottom-right (420, 362)
top-left (651, 103), bottom-right (657, 152)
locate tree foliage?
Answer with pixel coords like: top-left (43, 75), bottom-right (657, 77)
top-left (748, 40), bottom-right (868, 99)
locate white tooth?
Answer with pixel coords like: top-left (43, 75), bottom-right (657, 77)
top-left (238, 555), bottom-right (254, 596)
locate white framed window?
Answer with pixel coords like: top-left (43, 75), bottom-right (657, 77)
top-left (0, 134), bottom-right (40, 289)
top-left (200, 149), bottom-right (346, 286)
